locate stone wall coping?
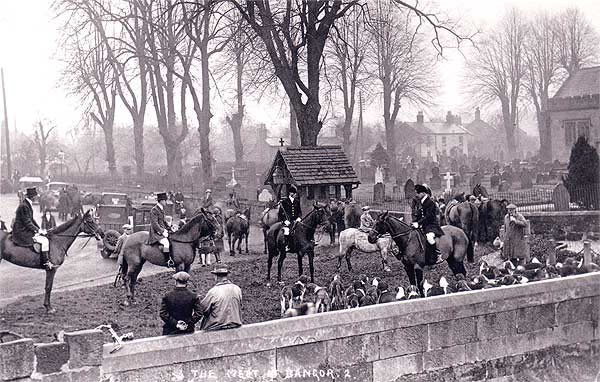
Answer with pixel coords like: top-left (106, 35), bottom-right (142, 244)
top-left (102, 272), bottom-right (600, 374)
top-left (522, 210), bottom-right (600, 217)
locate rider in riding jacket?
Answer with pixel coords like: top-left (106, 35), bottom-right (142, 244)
top-left (412, 184), bottom-right (443, 265)
top-left (148, 192), bottom-right (172, 265)
top-left (13, 187), bottom-right (52, 269)
top-left (278, 185), bottom-right (302, 250)
top-left (359, 206), bottom-right (375, 233)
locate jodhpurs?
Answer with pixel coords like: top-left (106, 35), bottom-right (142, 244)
top-left (159, 237), bottom-right (170, 252)
top-left (425, 232), bottom-right (436, 245)
top-left (34, 234), bottom-right (49, 252)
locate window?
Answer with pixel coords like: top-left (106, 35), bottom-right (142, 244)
top-left (564, 119), bottom-right (590, 146)
top-left (307, 186), bottom-right (314, 200)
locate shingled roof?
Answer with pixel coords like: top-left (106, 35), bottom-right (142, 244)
top-left (553, 66), bottom-right (600, 98)
top-left (265, 146), bottom-right (360, 186)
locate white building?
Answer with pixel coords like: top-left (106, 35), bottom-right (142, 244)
top-left (407, 111), bottom-right (473, 161)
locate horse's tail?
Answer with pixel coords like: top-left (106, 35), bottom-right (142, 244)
top-left (466, 236), bottom-right (474, 263)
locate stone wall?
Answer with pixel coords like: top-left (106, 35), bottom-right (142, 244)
top-left (4, 274), bottom-right (599, 382)
top-left (101, 273), bottom-right (600, 382)
top-left (523, 210), bottom-right (600, 236)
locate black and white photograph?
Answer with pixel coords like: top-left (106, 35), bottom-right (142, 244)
top-left (0, 0), bottom-right (599, 380)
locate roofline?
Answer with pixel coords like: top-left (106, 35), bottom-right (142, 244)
top-left (553, 66), bottom-right (600, 98)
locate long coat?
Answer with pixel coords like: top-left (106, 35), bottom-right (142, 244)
top-left (148, 204), bottom-right (169, 245)
top-left (412, 196), bottom-right (444, 237)
top-left (160, 287), bottom-right (202, 335)
top-left (278, 197), bottom-right (302, 222)
top-left (501, 212), bottom-right (527, 260)
top-left (12, 200), bottom-right (39, 246)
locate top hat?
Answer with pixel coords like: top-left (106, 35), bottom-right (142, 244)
top-left (288, 186), bottom-right (297, 194)
top-left (26, 187), bottom-right (38, 199)
top-left (414, 184), bottom-right (428, 194)
top-left (157, 192), bottom-right (168, 202)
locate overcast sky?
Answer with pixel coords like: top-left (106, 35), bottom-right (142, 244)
top-left (1, 0), bottom-right (599, 138)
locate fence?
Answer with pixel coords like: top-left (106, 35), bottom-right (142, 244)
top-left (352, 193), bottom-right (412, 212)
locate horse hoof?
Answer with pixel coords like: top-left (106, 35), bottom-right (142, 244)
top-left (277, 281), bottom-right (285, 286)
top-left (384, 266), bottom-right (391, 272)
top-left (46, 308), bottom-right (56, 314)
top-left (266, 283), bottom-right (271, 288)
top-left (121, 300), bottom-right (130, 307)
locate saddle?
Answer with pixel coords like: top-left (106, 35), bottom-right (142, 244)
top-left (9, 234), bottom-right (42, 253)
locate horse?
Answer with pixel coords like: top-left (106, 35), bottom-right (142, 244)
top-left (0, 210), bottom-right (102, 313)
top-left (445, 201), bottom-right (479, 254)
top-left (472, 184), bottom-right (489, 199)
top-left (368, 211), bottom-right (471, 293)
top-left (67, 188), bottom-right (83, 217)
top-left (39, 191), bottom-right (58, 213)
top-left (260, 204), bottom-right (280, 254)
top-left (337, 228), bottom-right (397, 272)
top-left (266, 202), bottom-right (330, 285)
top-left (119, 209), bottom-right (222, 304)
top-left (343, 201), bottom-right (361, 229)
top-left (323, 202), bottom-right (342, 245)
top-left (225, 207), bottom-right (251, 255)
top-left (478, 199), bottom-right (508, 242)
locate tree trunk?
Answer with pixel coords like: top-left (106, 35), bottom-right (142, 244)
top-left (289, 100), bottom-right (299, 146)
top-left (103, 124), bottom-right (117, 177)
top-left (536, 111), bottom-right (552, 161)
top-left (342, 116), bottom-right (352, 153)
top-left (226, 49), bottom-right (245, 165)
top-left (501, 101), bottom-right (517, 159)
top-left (198, 33), bottom-right (213, 180)
top-left (133, 116), bottom-right (145, 179)
top-left (164, 140), bottom-right (183, 188)
top-left (296, 101), bottom-right (320, 146)
top-left (39, 146), bottom-right (46, 179)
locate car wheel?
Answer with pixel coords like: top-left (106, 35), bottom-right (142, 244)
top-left (100, 247), bottom-right (113, 259)
top-left (103, 229), bottom-right (120, 252)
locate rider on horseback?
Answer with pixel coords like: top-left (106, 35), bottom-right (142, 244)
top-left (148, 192), bottom-right (172, 265)
top-left (278, 186), bottom-right (302, 251)
top-left (13, 187), bottom-right (52, 269)
top-left (413, 184), bottom-right (444, 265)
top-left (359, 206), bottom-right (375, 233)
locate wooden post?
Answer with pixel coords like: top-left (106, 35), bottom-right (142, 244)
top-left (547, 238), bottom-right (556, 266)
top-left (523, 220), bottom-right (531, 263)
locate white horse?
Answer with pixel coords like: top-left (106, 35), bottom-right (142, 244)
top-left (337, 228), bottom-right (397, 272)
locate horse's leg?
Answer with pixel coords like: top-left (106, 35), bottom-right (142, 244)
top-left (402, 258), bottom-right (417, 286)
top-left (267, 254), bottom-right (273, 283)
top-left (263, 228), bottom-right (268, 254)
top-left (297, 252), bottom-right (304, 277)
top-left (277, 251), bottom-right (287, 283)
top-left (345, 246), bottom-right (353, 272)
top-left (245, 231), bottom-right (249, 254)
top-left (228, 232), bottom-right (234, 256)
top-left (414, 266), bottom-right (424, 295)
top-left (308, 250), bottom-right (315, 283)
top-left (237, 235), bottom-right (242, 255)
top-left (43, 269), bottom-right (58, 313)
top-left (381, 247), bottom-right (391, 272)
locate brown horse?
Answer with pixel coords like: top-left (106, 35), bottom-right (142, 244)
top-left (0, 210), bottom-right (102, 313)
top-left (260, 204), bottom-right (280, 254)
top-left (368, 212), bottom-right (471, 292)
top-left (446, 201), bottom-right (478, 254)
top-left (119, 210), bottom-right (222, 304)
top-left (225, 207), bottom-right (251, 255)
top-left (266, 203), bottom-right (330, 285)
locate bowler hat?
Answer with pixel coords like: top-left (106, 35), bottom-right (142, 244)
top-left (507, 203), bottom-right (517, 209)
top-left (205, 189), bottom-right (212, 193)
top-left (362, 206), bottom-right (371, 211)
top-left (211, 264), bottom-right (229, 275)
top-left (157, 192), bottom-right (168, 201)
top-left (288, 186), bottom-right (297, 194)
top-left (415, 184), bottom-right (428, 194)
top-left (26, 187), bottom-right (38, 199)
top-left (173, 271), bottom-right (190, 283)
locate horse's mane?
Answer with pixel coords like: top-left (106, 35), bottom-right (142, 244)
top-left (175, 212), bottom-right (208, 235)
top-left (48, 214), bottom-right (81, 236)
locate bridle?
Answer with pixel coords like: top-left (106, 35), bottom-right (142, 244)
top-left (171, 212), bottom-right (221, 244)
top-left (371, 215), bottom-right (412, 239)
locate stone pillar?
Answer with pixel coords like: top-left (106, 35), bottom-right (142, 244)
top-left (583, 236), bottom-right (592, 266)
top-left (547, 239), bottom-right (556, 266)
top-left (523, 220), bottom-right (531, 263)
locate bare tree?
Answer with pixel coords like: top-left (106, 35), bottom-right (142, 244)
top-left (33, 121), bottom-right (57, 178)
top-left (366, 0), bottom-right (435, 166)
top-left (555, 8), bottom-right (599, 76)
top-left (468, 8), bottom-right (527, 158)
top-left (523, 12), bottom-right (560, 161)
top-left (327, 6), bottom-right (369, 153)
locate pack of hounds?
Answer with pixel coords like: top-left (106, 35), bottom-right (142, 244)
top-left (281, 254), bottom-right (600, 318)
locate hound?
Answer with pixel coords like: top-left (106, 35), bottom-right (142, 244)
top-left (305, 283), bottom-right (331, 313)
top-left (328, 274), bottom-right (345, 311)
top-left (280, 275), bottom-right (308, 317)
top-left (283, 302), bottom-right (317, 318)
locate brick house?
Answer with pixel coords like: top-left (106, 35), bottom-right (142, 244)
top-left (546, 66), bottom-right (600, 162)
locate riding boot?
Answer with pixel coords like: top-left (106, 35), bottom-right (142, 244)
top-left (214, 252), bottom-right (221, 264)
top-left (425, 244), bottom-right (443, 265)
top-left (200, 252), bottom-right (207, 267)
top-left (40, 251), bottom-right (53, 270)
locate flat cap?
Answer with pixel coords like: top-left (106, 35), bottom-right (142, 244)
top-left (173, 271), bottom-right (190, 283)
top-left (507, 203), bottom-right (518, 209)
top-left (211, 265), bottom-right (229, 275)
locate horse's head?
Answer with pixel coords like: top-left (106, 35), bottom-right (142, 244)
top-left (369, 211), bottom-right (390, 243)
top-left (80, 208), bottom-right (103, 240)
top-left (204, 208), bottom-right (224, 239)
top-left (311, 202), bottom-right (331, 227)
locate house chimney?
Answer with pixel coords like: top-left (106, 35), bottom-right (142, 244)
top-left (417, 111), bottom-right (424, 124)
top-left (446, 111), bottom-right (453, 124)
top-left (475, 107), bottom-right (481, 121)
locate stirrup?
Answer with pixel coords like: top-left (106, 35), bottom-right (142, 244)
top-left (167, 258), bottom-right (175, 268)
top-left (43, 262), bottom-right (55, 270)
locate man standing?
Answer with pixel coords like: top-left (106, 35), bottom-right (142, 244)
top-left (412, 184), bottom-right (444, 265)
top-left (199, 265), bottom-right (243, 331)
top-left (278, 186), bottom-right (302, 250)
top-left (202, 189), bottom-right (214, 209)
top-left (160, 271), bottom-right (202, 335)
top-left (116, 224), bottom-right (133, 267)
top-left (501, 203), bottom-right (527, 264)
top-left (359, 206), bottom-right (375, 233)
top-left (13, 187), bottom-right (52, 269)
top-left (148, 192), bottom-right (171, 264)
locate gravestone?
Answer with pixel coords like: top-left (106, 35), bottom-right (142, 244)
top-left (490, 173), bottom-right (500, 187)
top-left (498, 180), bottom-right (510, 192)
top-left (404, 179), bottom-right (415, 200)
top-left (520, 169), bottom-right (533, 189)
top-left (258, 189), bottom-right (273, 203)
top-left (470, 173), bottom-right (482, 188)
top-left (430, 174), bottom-right (442, 190)
top-left (552, 183), bottom-right (570, 211)
top-left (443, 172), bottom-right (454, 193)
top-left (374, 183), bottom-right (385, 203)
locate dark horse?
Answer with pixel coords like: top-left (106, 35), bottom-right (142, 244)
top-left (473, 184), bottom-right (508, 242)
top-left (225, 207), bottom-right (251, 255)
top-left (323, 201), bottom-right (343, 245)
top-left (368, 211), bottom-right (471, 290)
top-left (0, 210), bottom-right (102, 313)
top-left (445, 201), bottom-right (479, 254)
top-left (260, 204), bottom-right (280, 254)
top-left (119, 210), bottom-right (222, 304)
top-left (266, 202), bottom-right (330, 285)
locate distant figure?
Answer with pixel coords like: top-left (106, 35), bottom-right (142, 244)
top-left (226, 192), bottom-right (241, 212)
top-left (359, 206), bottom-right (374, 233)
top-left (202, 189), bottom-right (214, 209)
top-left (160, 272), bottom-right (203, 335)
top-left (501, 204), bottom-right (527, 264)
top-left (199, 265), bottom-right (243, 331)
top-left (41, 209), bottom-right (57, 230)
top-left (116, 224), bottom-right (133, 266)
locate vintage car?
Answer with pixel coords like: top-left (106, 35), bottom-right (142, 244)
top-left (46, 182), bottom-right (70, 197)
top-left (16, 176), bottom-right (44, 203)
